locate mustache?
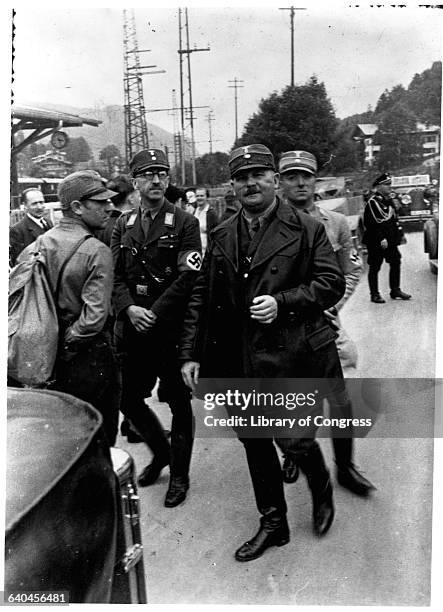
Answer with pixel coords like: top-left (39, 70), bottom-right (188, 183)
top-left (244, 187), bottom-right (260, 195)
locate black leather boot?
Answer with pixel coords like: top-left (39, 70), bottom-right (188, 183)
top-left (235, 513), bottom-right (290, 562)
top-left (333, 438), bottom-right (376, 497)
top-left (129, 405), bottom-right (171, 487)
top-left (164, 476), bottom-right (189, 507)
top-left (165, 430), bottom-right (194, 507)
top-left (371, 293), bottom-right (386, 303)
top-left (297, 441), bottom-right (334, 536)
top-left (138, 457), bottom-right (169, 487)
top-left (282, 454), bottom-right (300, 484)
top-left (390, 289), bottom-right (411, 300)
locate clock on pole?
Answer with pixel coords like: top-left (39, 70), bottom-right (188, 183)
top-left (51, 131), bottom-right (69, 149)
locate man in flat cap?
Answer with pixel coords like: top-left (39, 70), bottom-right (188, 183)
top-left (17, 170), bottom-right (119, 445)
top-left (363, 173), bottom-right (411, 303)
top-left (277, 150), bottom-right (375, 497)
top-left (111, 148), bottom-right (202, 507)
top-left (180, 144), bottom-right (346, 561)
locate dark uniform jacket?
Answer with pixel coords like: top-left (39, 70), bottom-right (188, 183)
top-left (363, 193), bottom-right (404, 248)
top-left (180, 198), bottom-right (346, 378)
top-left (111, 199), bottom-right (202, 333)
top-left (9, 215), bottom-right (53, 267)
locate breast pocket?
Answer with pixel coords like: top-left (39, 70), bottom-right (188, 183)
top-left (158, 233), bottom-right (180, 250)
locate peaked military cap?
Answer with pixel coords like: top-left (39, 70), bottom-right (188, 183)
top-left (279, 150), bottom-right (317, 175)
top-left (130, 148), bottom-right (170, 177)
top-left (373, 172), bottom-right (392, 187)
top-left (228, 144), bottom-right (275, 178)
top-left (58, 170), bottom-right (117, 209)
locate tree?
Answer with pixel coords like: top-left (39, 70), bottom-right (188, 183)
top-left (407, 61), bottom-right (442, 125)
top-left (375, 84), bottom-right (408, 115)
top-left (236, 76), bottom-right (338, 166)
top-left (64, 137), bottom-right (93, 163)
top-left (195, 152), bottom-right (230, 186)
top-left (99, 144), bottom-right (122, 174)
top-left (374, 102), bottom-right (421, 171)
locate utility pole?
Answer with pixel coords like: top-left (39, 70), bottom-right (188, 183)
top-left (228, 77), bottom-right (244, 143)
top-left (279, 6), bottom-right (306, 87)
top-left (123, 9), bottom-right (166, 164)
top-left (178, 7), bottom-right (210, 185)
top-left (207, 110), bottom-right (215, 155)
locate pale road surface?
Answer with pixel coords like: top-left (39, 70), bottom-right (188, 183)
top-left (118, 231), bottom-right (438, 605)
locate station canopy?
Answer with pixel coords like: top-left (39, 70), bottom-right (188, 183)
top-left (11, 104), bottom-right (101, 157)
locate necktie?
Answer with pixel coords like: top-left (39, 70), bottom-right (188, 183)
top-left (41, 218), bottom-right (48, 230)
top-left (142, 211), bottom-right (152, 237)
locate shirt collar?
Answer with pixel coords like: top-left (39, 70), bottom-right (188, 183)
top-left (27, 212), bottom-right (46, 226)
top-left (141, 200), bottom-right (165, 220)
top-left (242, 198), bottom-right (277, 226)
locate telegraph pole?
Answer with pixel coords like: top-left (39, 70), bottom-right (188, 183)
top-left (178, 7), bottom-right (210, 185)
top-left (279, 6), bottom-right (306, 87)
top-left (228, 78), bottom-right (244, 144)
top-left (207, 110), bottom-right (215, 154)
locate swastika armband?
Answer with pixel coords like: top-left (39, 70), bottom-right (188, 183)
top-left (178, 250), bottom-right (202, 272)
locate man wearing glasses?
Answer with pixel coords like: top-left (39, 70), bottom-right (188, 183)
top-left (111, 149), bottom-right (202, 507)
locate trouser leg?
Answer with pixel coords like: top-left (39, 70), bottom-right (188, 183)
top-left (168, 394), bottom-right (195, 479)
top-left (119, 339), bottom-right (170, 464)
top-left (239, 437), bottom-right (287, 519)
top-left (389, 260), bottom-right (401, 290)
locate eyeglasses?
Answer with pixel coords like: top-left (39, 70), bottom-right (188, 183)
top-left (137, 171), bottom-right (168, 180)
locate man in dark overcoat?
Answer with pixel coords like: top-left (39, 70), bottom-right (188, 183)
top-left (9, 188), bottom-right (53, 266)
top-left (180, 144), bottom-right (346, 561)
top-left (111, 149), bottom-right (202, 507)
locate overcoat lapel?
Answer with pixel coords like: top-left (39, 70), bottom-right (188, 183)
top-left (249, 201), bottom-right (302, 271)
top-left (211, 212), bottom-right (240, 272)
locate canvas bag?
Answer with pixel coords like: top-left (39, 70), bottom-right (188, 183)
top-left (8, 235), bottom-right (91, 387)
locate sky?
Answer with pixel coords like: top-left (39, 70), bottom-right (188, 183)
top-left (9, 2), bottom-right (442, 155)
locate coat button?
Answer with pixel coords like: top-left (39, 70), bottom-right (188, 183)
top-left (141, 260), bottom-right (146, 264)
top-left (271, 266), bottom-right (278, 274)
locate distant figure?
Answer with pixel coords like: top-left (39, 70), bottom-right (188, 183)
top-left (185, 189), bottom-right (197, 214)
top-left (9, 188), bottom-right (53, 266)
top-left (220, 188), bottom-right (241, 222)
top-left (165, 183), bottom-right (186, 208)
top-left (193, 188), bottom-right (219, 255)
top-left (95, 174), bottom-right (136, 247)
top-left (363, 173), bottom-right (411, 303)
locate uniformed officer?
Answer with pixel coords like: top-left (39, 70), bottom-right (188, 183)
top-left (276, 150), bottom-right (375, 496)
top-left (363, 173), bottom-right (411, 303)
top-left (111, 148), bottom-right (202, 507)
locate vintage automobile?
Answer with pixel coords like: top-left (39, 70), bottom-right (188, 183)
top-left (5, 388), bottom-right (147, 604)
top-left (391, 174), bottom-right (436, 229)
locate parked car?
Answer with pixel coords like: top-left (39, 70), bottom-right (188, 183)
top-left (5, 388), bottom-right (147, 603)
top-left (391, 174), bottom-right (436, 229)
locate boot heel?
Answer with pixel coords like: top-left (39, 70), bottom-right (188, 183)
top-left (276, 536), bottom-right (290, 547)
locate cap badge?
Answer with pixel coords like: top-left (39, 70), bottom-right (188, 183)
top-left (242, 146), bottom-right (251, 158)
top-left (149, 150), bottom-right (157, 160)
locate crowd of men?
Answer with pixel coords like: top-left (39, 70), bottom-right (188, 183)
top-left (10, 144), bottom-right (414, 562)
